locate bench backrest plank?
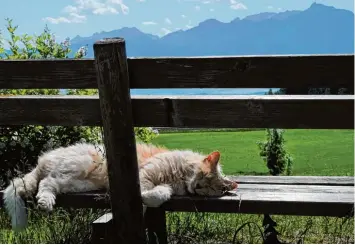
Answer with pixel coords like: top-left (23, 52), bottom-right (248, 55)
top-left (0, 55), bottom-right (353, 89)
top-left (0, 95), bottom-right (353, 129)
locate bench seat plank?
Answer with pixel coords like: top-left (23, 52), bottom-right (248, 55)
top-left (0, 176), bottom-right (353, 217)
top-left (231, 176), bottom-right (354, 186)
top-left (234, 184), bottom-right (354, 194)
top-left (161, 191), bottom-right (353, 217)
top-left (45, 183), bottom-right (355, 217)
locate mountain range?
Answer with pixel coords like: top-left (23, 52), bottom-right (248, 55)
top-left (69, 3), bottom-right (354, 58)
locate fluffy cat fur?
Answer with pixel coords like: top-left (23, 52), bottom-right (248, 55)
top-left (3, 142), bottom-right (237, 231)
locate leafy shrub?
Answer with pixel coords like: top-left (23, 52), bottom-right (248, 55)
top-left (0, 19), bottom-right (158, 188)
top-left (257, 129), bottom-right (294, 176)
top-left (134, 127), bottom-right (159, 143)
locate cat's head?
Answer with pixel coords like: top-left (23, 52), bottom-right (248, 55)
top-left (188, 151), bottom-right (238, 196)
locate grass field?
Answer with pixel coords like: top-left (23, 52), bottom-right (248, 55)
top-left (0, 129), bottom-right (353, 243)
top-left (153, 129), bottom-right (354, 176)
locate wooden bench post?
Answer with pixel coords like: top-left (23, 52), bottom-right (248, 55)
top-left (93, 38), bottom-right (146, 243)
top-left (91, 213), bottom-right (113, 243)
top-left (145, 208), bottom-right (168, 244)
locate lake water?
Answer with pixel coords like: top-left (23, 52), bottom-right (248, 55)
top-left (130, 88), bottom-right (274, 95)
top-left (62, 88), bottom-right (277, 95)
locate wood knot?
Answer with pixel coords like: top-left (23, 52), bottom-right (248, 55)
top-left (246, 101), bottom-right (263, 114)
top-left (233, 60), bottom-right (251, 72)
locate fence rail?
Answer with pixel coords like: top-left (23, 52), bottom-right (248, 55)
top-left (0, 54), bottom-right (353, 89)
top-left (0, 95), bottom-right (353, 128)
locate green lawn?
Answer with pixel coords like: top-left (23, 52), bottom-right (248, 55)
top-left (153, 129), bottom-right (354, 176)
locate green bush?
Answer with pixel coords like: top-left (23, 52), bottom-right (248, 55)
top-left (134, 127), bottom-right (159, 143)
top-left (0, 19), bottom-right (158, 188)
top-left (257, 129), bottom-right (293, 176)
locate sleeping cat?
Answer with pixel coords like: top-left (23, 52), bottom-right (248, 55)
top-left (3, 142), bottom-right (237, 231)
top-left (139, 150), bottom-right (237, 207)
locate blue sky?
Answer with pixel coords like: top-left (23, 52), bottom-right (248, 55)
top-left (0, 0), bottom-right (353, 42)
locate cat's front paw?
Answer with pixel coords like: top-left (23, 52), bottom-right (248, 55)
top-left (36, 193), bottom-right (56, 212)
top-left (141, 185), bottom-right (172, 207)
top-left (142, 194), bottom-right (165, 207)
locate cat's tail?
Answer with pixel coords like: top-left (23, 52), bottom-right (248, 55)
top-left (3, 168), bottom-right (39, 232)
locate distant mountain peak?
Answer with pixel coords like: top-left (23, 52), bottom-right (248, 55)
top-left (68, 3), bottom-right (353, 58)
top-left (230, 17), bottom-right (241, 23)
top-left (199, 18), bottom-right (223, 26)
top-left (194, 18), bottom-right (224, 30)
top-left (309, 2), bottom-right (335, 10)
top-left (244, 12), bottom-right (277, 21)
top-left (120, 26), bottom-right (141, 33)
top-left (71, 35), bottom-right (82, 42)
top-left (242, 9), bottom-right (302, 22)
top-left (70, 26), bottom-right (159, 44)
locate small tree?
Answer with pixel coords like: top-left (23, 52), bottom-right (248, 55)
top-left (257, 129), bottom-right (293, 176)
top-left (0, 19), bottom-right (158, 188)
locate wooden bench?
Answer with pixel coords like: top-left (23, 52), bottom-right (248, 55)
top-left (69, 175), bottom-right (354, 243)
top-left (0, 38), bottom-right (354, 243)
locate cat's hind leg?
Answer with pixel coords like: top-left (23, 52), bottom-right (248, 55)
top-left (36, 174), bottom-right (98, 212)
top-left (36, 175), bottom-right (59, 212)
top-left (141, 184), bottom-right (173, 208)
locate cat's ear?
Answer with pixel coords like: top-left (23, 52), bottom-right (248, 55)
top-left (203, 151), bottom-right (220, 171)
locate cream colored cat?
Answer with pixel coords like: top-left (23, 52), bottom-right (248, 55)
top-left (3, 142), bottom-right (237, 232)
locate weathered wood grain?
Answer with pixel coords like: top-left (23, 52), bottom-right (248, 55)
top-left (234, 184), bottom-right (354, 194)
top-left (1, 184), bottom-right (352, 217)
top-left (160, 192), bottom-right (353, 217)
top-left (0, 95), bottom-right (167, 126)
top-left (91, 210), bottom-right (168, 244)
top-left (0, 59), bottom-right (96, 89)
top-left (94, 38), bottom-right (146, 243)
top-left (145, 208), bottom-right (168, 244)
top-left (94, 212), bottom-right (288, 244)
top-left (231, 176), bottom-right (354, 186)
top-left (0, 95), bottom-right (102, 126)
top-left (54, 186), bottom-right (354, 217)
top-left (155, 95), bottom-right (354, 129)
top-left (0, 176), bottom-right (353, 217)
top-left (0, 54), bottom-right (353, 89)
top-left (91, 213), bottom-right (114, 244)
top-left (0, 95), bottom-right (353, 129)
top-left (128, 55), bottom-right (354, 90)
